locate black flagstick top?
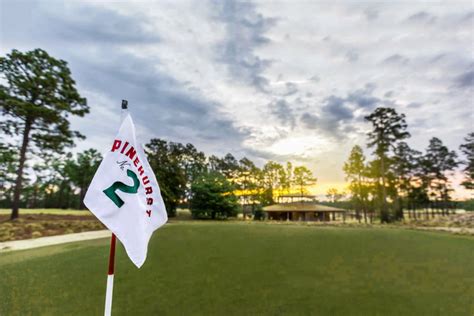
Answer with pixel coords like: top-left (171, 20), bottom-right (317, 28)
top-left (121, 99), bottom-right (128, 110)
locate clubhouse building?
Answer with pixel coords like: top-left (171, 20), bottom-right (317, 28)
top-left (263, 201), bottom-right (347, 222)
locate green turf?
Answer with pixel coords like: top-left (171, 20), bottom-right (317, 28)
top-left (0, 208), bottom-right (92, 216)
top-left (1, 223), bottom-right (473, 316)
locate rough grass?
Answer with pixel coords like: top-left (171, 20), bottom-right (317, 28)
top-left (0, 216), bottom-right (104, 242)
top-left (406, 213), bottom-right (474, 228)
top-left (1, 222), bottom-right (473, 316)
top-left (0, 208), bottom-right (193, 242)
top-left (0, 213), bottom-right (103, 242)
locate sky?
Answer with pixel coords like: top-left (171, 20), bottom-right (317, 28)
top-left (0, 0), bottom-right (473, 198)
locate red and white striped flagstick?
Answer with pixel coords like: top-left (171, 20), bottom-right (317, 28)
top-left (104, 100), bottom-right (128, 316)
top-left (104, 233), bottom-right (116, 316)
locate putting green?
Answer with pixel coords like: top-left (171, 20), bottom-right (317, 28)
top-left (1, 222), bottom-right (473, 315)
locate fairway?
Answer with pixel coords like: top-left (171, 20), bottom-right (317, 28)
top-left (1, 223), bottom-right (473, 315)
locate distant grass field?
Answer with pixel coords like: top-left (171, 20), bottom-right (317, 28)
top-left (1, 223), bottom-right (473, 315)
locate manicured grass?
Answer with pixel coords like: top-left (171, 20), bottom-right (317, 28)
top-left (1, 222), bottom-right (473, 315)
top-left (0, 208), bottom-right (92, 216)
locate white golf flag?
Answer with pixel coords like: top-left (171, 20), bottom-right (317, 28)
top-left (84, 113), bottom-right (167, 268)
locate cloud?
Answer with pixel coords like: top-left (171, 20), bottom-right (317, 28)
top-left (300, 112), bottom-right (319, 128)
top-left (363, 7), bottom-right (379, 21)
top-left (345, 50), bottom-right (359, 62)
top-left (461, 11), bottom-right (474, 23)
top-left (382, 54), bottom-right (410, 65)
top-left (323, 96), bottom-right (353, 120)
top-left (407, 102), bottom-right (423, 108)
top-left (453, 67), bottom-right (474, 89)
top-left (284, 82), bottom-right (298, 96)
top-left (384, 91), bottom-right (394, 98)
top-left (0, 0), bottom-right (249, 155)
top-left (346, 84), bottom-right (380, 109)
top-left (309, 75), bottom-right (320, 83)
top-left (269, 99), bottom-right (296, 128)
top-left (78, 49), bottom-right (250, 151)
top-left (212, 0), bottom-right (276, 91)
top-left (298, 82), bottom-right (385, 139)
top-left (300, 97), bottom-right (351, 139)
top-left (406, 11), bottom-right (437, 24)
top-left (49, 6), bottom-right (161, 45)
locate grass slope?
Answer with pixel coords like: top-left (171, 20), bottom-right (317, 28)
top-left (1, 223), bottom-right (473, 315)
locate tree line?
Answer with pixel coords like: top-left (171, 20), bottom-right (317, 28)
top-left (0, 136), bottom-right (317, 219)
top-left (145, 139), bottom-right (316, 218)
top-left (343, 108), bottom-right (473, 223)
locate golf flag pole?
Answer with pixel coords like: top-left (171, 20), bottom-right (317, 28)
top-left (104, 99), bottom-right (128, 316)
top-left (105, 233), bottom-right (116, 316)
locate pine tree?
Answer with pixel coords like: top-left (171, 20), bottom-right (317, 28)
top-left (293, 166), bottom-right (316, 197)
top-left (365, 107), bottom-right (410, 223)
top-left (391, 142), bottom-right (421, 219)
top-left (421, 137), bottom-right (458, 215)
top-left (343, 145), bottom-right (367, 222)
top-left (459, 132), bottom-right (474, 190)
top-left (0, 49), bottom-right (88, 219)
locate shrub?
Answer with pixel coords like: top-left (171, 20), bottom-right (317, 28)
top-left (31, 231), bottom-right (42, 238)
top-left (253, 204), bottom-right (265, 221)
top-left (190, 171), bottom-right (240, 219)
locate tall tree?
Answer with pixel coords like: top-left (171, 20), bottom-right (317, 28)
top-left (237, 157), bottom-right (261, 204)
top-left (0, 49), bottom-right (88, 219)
top-left (65, 149), bottom-right (102, 209)
top-left (365, 107), bottom-right (410, 223)
top-left (207, 153), bottom-right (240, 183)
top-left (30, 153), bottom-right (67, 208)
top-left (190, 171), bottom-right (239, 219)
top-left (278, 162), bottom-right (293, 194)
top-left (285, 162), bottom-right (293, 187)
top-left (293, 166), bottom-right (316, 196)
top-left (343, 145), bottom-right (367, 222)
top-left (261, 161), bottom-right (284, 204)
top-left (391, 142), bottom-right (421, 220)
top-left (326, 188), bottom-right (343, 203)
top-left (220, 153), bottom-right (240, 181)
top-left (146, 138), bottom-right (186, 217)
top-left (421, 137), bottom-right (458, 214)
top-left (0, 143), bottom-right (18, 206)
top-left (168, 142), bottom-right (206, 199)
top-left (459, 132), bottom-right (474, 190)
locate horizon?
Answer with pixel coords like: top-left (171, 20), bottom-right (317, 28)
top-left (1, 0), bottom-right (472, 199)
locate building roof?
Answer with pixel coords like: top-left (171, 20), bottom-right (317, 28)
top-left (277, 193), bottom-right (317, 198)
top-left (263, 202), bottom-right (347, 212)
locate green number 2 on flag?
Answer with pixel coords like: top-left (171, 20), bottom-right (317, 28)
top-left (103, 169), bottom-right (140, 207)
